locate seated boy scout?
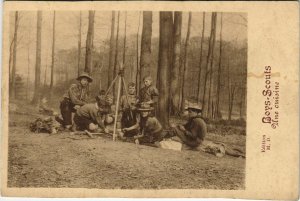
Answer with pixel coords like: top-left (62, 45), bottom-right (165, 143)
top-left (120, 82), bottom-right (139, 137)
top-left (57, 72), bottom-right (92, 130)
top-left (73, 95), bottom-right (113, 133)
top-left (122, 104), bottom-right (163, 145)
top-left (171, 106), bottom-right (207, 148)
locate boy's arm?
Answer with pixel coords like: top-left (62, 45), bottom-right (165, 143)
top-left (150, 86), bottom-right (159, 104)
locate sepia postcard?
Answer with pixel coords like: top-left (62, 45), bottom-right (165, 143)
top-left (1, 1), bottom-right (299, 200)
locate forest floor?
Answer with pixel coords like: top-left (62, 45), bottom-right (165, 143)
top-left (7, 101), bottom-right (246, 190)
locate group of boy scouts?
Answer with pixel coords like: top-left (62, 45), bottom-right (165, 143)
top-left (55, 72), bottom-right (207, 148)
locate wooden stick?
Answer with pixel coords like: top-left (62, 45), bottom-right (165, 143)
top-left (113, 77), bottom-right (122, 141)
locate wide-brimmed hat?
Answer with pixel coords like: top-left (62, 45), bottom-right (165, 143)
top-left (137, 103), bottom-right (154, 112)
top-left (77, 72), bottom-right (93, 82)
top-left (186, 105), bottom-right (202, 113)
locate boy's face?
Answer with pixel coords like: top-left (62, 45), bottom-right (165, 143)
top-left (141, 111), bottom-right (149, 117)
top-left (188, 110), bottom-right (198, 117)
top-left (80, 78), bottom-right (89, 86)
top-left (128, 86), bottom-right (136, 95)
top-left (144, 79), bottom-right (151, 87)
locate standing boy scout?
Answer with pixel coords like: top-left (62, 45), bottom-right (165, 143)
top-left (57, 72), bottom-right (92, 129)
top-left (139, 76), bottom-right (159, 106)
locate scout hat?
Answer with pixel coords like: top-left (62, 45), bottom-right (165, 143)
top-left (137, 103), bottom-right (154, 112)
top-left (77, 72), bottom-right (93, 83)
top-left (186, 105), bottom-right (202, 113)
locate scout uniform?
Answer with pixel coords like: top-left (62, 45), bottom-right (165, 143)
top-left (59, 72), bottom-right (92, 127)
top-left (74, 95), bottom-right (112, 131)
top-left (137, 104), bottom-right (163, 144)
top-left (172, 106), bottom-right (207, 148)
top-left (139, 85), bottom-right (159, 105)
top-left (120, 94), bottom-right (139, 137)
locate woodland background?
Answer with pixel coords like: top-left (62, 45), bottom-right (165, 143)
top-left (8, 11), bottom-right (247, 127)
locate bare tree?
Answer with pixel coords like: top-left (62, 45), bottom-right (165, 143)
top-left (180, 12), bottom-right (192, 112)
top-left (227, 61), bottom-right (236, 120)
top-left (50, 11), bottom-right (56, 97)
top-left (26, 42), bottom-right (30, 100)
top-left (85, 10), bottom-right (95, 73)
top-left (202, 13), bottom-right (216, 117)
top-left (215, 13), bottom-right (223, 118)
top-left (207, 12), bottom-right (217, 118)
top-left (170, 11), bottom-right (182, 115)
top-left (140, 11), bottom-right (153, 87)
top-left (10, 11), bottom-right (19, 99)
top-left (107, 11), bottom-right (115, 89)
top-left (77, 11), bottom-right (82, 76)
top-left (135, 12), bottom-right (141, 94)
top-left (122, 11), bottom-right (127, 65)
top-left (31, 11), bottom-right (42, 105)
top-left (113, 11), bottom-right (120, 99)
top-left (157, 11), bottom-right (173, 128)
top-left (197, 12), bottom-right (206, 104)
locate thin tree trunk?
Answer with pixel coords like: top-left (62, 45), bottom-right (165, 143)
top-left (122, 11), bottom-right (127, 65)
top-left (157, 11), bottom-right (173, 128)
top-left (9, 37), bottom-right (14, 86)
top-left (107, 11), bottom-right (115, 89)
top-left (215, 13), bottom-right (223, 118)
top-left (77, 11), bottom-right (82, 77)
top-left (31, 11), bottom-right (42, 105)
top-left (85, 10), bottom-right (95, 73)
top-left (180, 12), bottom-right (192, 112)
top-left (113, 11), bottom-right (120, 100)
top-left (50, 11), bottom-right (56, 97)
top-left (202, 13), bottom-right (216, 117)
top-left (135, 12), bottom-right (141, 94)
top-left (26, 44), bottom-right (30, 100)
top-left (44, 63), bottom-right (48, 87)
top-left (140, 11), bottom-right (153, 87)
top-left (11, 11), bottom-right (19, 99)
top-left (197, 12), bottom-right (206, 104)
top-left (207, 12), bottom-right (217, 118)
top-left (170, 11), bottom-right (182, 115)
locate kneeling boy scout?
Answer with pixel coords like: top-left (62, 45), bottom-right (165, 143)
top-left (73, 95), bottom-right (113, 133)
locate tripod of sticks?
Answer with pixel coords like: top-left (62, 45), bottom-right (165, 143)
top-left (105, 64), bottom-right (133, 141)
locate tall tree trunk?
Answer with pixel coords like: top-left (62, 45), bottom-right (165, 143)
top-left (170, 11), bottom-right (182, 115)
top-left (202, 13), bottom-right (216, 117)
top-left (77, 11), bottom-right (82, 77)
top-left (85, 10), bottom-right (95, 73)
top-left (207, 12), bottom-right (217, 118)
top-left (122, 11), bottom-right (127, 65)
top-left (113, 11), bottom-right (120, 100)
top-left (157, 12), bottom-right (173, 128)
top-left (135, 12), bottom-right (141, 94)
top-left (31, 11), bottom-right (42, 105)
top-left (197, 12), bottom-right (206, 104)
top-left (9, 34), bottom-right (15, 89)
top-left (11, 11), bottom-right (19, 100)
top-left (26, 44), bottom-right (30, 100)
top-left (180, 12), bottom-right (192, 112)
top-left (50, 11), bottom-right (56, 97)
top-left (140, 11), bottom-right (153, 87)
top-left (107, 11), bottom-right (115, 89)
top-left (215, 13), bottom-right (223, 118)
